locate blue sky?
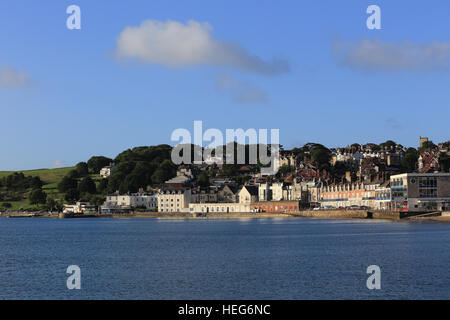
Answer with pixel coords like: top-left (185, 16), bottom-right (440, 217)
top-left (1, 0), bottom-right (449, 170)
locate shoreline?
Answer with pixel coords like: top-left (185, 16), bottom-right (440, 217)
top-left (2, 210), bottom-right (450, 222)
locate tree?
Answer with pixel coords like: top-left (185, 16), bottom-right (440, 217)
top-left (151, 168), bottom-right (168, 185)
top-left (197, 172), bottom-right (210, 187)
top-left (379, 140), bottom-right (396, 150)
top-left (419, 140), bottom-right (437, 153)
top-left (310, 147), bottom-right (331, 169)
top-left (29, 189), bottom-right (47, 205)
top-left (90, 195), bottom-right (106, 207)
top-left (114, 145), bottom-right (172, 163)
top-left (439, 153), bottom-right (450, 172)
top-left (1, 202), bottom-right (12, 209)
top-left (132, 161), bottom-right (157, 183)
top-left (67, 170), bottom-right (80, 179)
top-left (79, 193), bottom-right (92, 202)
top-left (78, 177), bottom-right (96, 194)
top-left (87, 156), bottom-right (113, 174)
top-left (30, 176), bottom-right (43, 189)
top-left (75, 162), bottom-right (89, 177)
top-left (64, 188), bottom-right (80, 204)
top-left (58, 176), bottom-right (78, 193)
top-left (220, 164), bottom-right (239, 177)
top-left (331, 161), bottom-right (352, 178)
top-left (119, 173), bottom-right (147, 193)
top-left (277, 165), bottom-right (293, 176)
top-left (151, 159), bottom-right (177, 184)
top-left (401, 148), bottom-right (419, 173)
top-left (5, 172), bottom-right (27, 190)
top-left (46, 198), bottom-right (57, 211)
top-left (106, 161), bottom-right (138, 193)
top-left (107, 171), bottom-right (127, 194)
top-left (233, 175), bottom-right (251, 185)
top-left (3, 173), bottom-right (43, 191)
top-left (97, 178), bottom-right (108, 194)
top-left (291, 147), bottom-right (306, 160)
top-left (114, 161), bottom-right (137, 176)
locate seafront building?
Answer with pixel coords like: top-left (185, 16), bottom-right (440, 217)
top-left (315, 173), bottom-right (450, 212)
top-left (250, 201), bottom-right (300, 213)
top-left (238, 185), bottom-right (259, 204)
top-left (374, 182), bottom-right (392, 210)
top-left (319, 182), bottom-right (380, 209)
top-left (63, 202), bottom-right (96, 214)
top-left (217, 184), bottom-right (239, 203)
top-left (100, 192), bottom-right (157, 213)
top-left (189, 203), bottom-right (250, 214)
top-left (157, 188), bottom-right (191, 212)
top-left (190, 188), bottom-right (218, 203)
top-left (390, 173), bottom-right (450, 212)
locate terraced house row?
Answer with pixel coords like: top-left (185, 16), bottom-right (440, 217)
top-left (320, 173), bottom-right (450, 212)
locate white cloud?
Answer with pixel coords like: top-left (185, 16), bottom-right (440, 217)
top-left (214, 73), bottom-right (268, 104)
top-left (115, 20), bottom-right (289, 75)
top-left (0, 67), bottom-right (30, 89)
top-left (333, 39), bottom-right (450, 71)
top-left (52, 160), bottom-right (65, 169)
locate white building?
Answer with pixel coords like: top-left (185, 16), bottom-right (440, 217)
top-left (238, 185), bottom-right (259, 204)
top-left (374, 183), bottom-right (392, 210)
top-left (100, 193), bottom-right (157, 213)
top-left (100, 164), bottom-right (115, 178)
top-left (259, 182), bottom-right (284, 201)
top-left (63, 202), bottom-right (96, 214)
top-left (157, 188), bottom-right (191, 212)
top-left (189, 203), bottom-right (250, 214)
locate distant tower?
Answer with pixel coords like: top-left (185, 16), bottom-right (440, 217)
top-left (419, 136), bottom-right (429, 148)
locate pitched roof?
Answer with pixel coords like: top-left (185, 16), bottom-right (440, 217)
top-left (242, 185), bottom-right (259, 196)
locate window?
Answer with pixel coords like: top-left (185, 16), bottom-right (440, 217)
top-left (419, 177), bottom-right (438, 198)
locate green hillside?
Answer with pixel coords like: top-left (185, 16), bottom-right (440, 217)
top-left (0, 167), bottom-right (76, 211)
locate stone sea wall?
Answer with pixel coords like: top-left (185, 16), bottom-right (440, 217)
top-left (291, 210), bottom-right (402, 220)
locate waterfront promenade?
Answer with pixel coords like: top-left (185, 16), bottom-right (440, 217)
top-left (3, 209), bottom-right (450, 222)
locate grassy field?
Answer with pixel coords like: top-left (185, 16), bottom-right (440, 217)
top-left (0, 167), bottom-right (76, 210)
top-left (0, 167), bottom-right (75, 181)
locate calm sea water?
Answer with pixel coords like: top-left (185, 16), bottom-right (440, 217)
top-left (0, 217), bottom-right (450, 299)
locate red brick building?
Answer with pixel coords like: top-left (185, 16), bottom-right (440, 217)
top-left (251, 201), bottom-right (299, 213)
